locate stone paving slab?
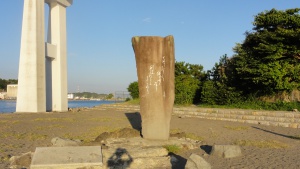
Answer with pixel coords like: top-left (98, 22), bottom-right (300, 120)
top-left (30, 146), bottom-right (103, 169)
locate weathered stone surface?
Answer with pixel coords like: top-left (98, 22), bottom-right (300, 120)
top-left (188, 153), bottom-right (211, 169)
top-left (51, 137), bottom-right (81, 147)
top-left (210, 145), bottom-right (242, 158)
top-left (103, 146), bottom-right (168, 159)
top-left (132, 36), bottom-right (175, 140)
top-left (30, 146), bottom-right (103, 169)
top-left (129, 157), bottom-right (171, 169)
top-left (101, 137), bottom-right (199, 169)
top-left (103, 148), bottom-right (170, 169)
top-left (104, 137), bottom-right (200, 151)
top-left (185, 160), bottom-right (198, 169)
top-left (9, 152), bottom-right (33, 169)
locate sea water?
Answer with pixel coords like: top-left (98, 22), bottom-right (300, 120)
top-left (0, 100), bottom-right (117, 113)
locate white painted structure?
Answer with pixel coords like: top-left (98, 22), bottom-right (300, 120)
top-left (67, 93), bottom-right (74, 99)
top-left (7, 85), bottom-right (18, 98)
top-left (16, 0), bottom-right (73, 113)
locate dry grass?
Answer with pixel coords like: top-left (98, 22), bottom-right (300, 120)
top-left (170, 128), bottom-right (204, 141)
top-left (234, 139), bottom-right (289, 149)
top-left (186, 133), bottom-right (204, 141)
top-left (0, 132), bottom-right (47, 141)
top-left (170, 128), bottom-right (182, 134)
top-left (35, 124), bottom-right (65, 130)
top-left (0, 120), bottom-right (19, 125)
top-left (64, 126), bottom-right (120, 143)
top-left (288, 135), bottom-right (300, 140)
top-left (224, 125), bottom-right (250, 131)
top-left (32, 117), bottom-right (75, 122)
top-left (87, 117), bottom-right (113, 122)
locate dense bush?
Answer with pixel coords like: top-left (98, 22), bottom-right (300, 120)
top-left (175, 74), bottom-right (200, 104)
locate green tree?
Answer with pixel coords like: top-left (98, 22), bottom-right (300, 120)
top-left (0, 78), bottom-right (18, 91)
top-left (229, 8), bottom-right (300, 96)
top-left (127, 81), bottom-right (139, 99)
top-left (202, 55), bottom-right (242, 105)
top-left (175, 74), bottom-right (200, 104)
top-left (175, 61), bottom-right (206, 104)
top-left (0, 78), bottom-right (6, 90)
top-left (126, 62), bottom-right (206, 104)
top-left (106, 93), bottom-right (114, 99)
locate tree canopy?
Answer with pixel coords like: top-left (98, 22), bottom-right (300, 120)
top-left (127, 8), bottom-right (300, 106)
top-left (229, 8), bottom-right (300, 95)
top-left (0, 78), bottom-right (18, 91)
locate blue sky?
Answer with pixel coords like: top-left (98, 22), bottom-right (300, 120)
top-left (0, 1), bottom-right (298, 94)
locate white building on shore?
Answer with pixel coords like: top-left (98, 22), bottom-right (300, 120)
top-left (7, 84), bottom-right (18, 99)
top-left (68, 93), bottom-right (74, 100)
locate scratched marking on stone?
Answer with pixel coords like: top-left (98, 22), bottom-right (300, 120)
top-left (145, 57), bottom-right (167, 94)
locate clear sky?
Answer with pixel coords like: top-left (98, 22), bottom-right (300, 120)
top-left (0, 1), bottom-right (298, 94)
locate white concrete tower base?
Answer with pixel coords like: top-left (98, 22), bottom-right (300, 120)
top-left (16, 0), bottom-right (46, 113)
top-left (17, 0), bottom-right (72, 113)
top-left (46, 0), bottom-right (72, 112)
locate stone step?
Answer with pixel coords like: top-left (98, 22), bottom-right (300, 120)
top-left (98, 104), bottom-right (300, 128)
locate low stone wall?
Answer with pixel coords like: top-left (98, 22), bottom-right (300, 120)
top-left (173, 107), bottom-right (300, 129)
top-left (99, 104), bottom-right (300, 129)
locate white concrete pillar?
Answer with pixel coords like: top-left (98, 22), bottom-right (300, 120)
top-left (16, 0), bottom-right (46, 112)
top-left (45, 0), bottom-right (72, 112)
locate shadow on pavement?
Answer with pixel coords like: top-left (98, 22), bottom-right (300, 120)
top-left (107, 148), bottom-right (133, 169)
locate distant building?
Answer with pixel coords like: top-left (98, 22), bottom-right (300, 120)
top-left (7, 84), bottom-right (18, 99)
top-left (68, 93), bottom-right (74, 99)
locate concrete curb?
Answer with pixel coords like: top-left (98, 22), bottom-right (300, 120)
top-left (98, 104), bottom-right (300, 128)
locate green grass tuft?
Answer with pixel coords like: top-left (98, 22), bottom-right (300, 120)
top-left (163, 144), bottom-right (181, 154)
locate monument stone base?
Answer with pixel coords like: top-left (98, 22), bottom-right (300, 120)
top-left (30, 146), bottom-right (103, 169)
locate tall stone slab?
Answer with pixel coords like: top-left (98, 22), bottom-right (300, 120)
top-left (132, 36), bottom-right (175, 140)
top-left (45, 0), bottom-right (73, 112)
top-left (16, 0), bottom-right (46, 112)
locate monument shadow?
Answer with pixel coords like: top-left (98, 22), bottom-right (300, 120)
top-left (125, 112), bottom-right (142, 131)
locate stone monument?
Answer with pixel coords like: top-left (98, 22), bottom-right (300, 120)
top-left (132, 36), bottom-right (175, 140)
top-left (16, 0), bottom-right (72, 113)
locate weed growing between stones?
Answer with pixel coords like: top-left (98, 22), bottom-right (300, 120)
top-left (234, 139), bottom-right (289, 148)
top-left (163, 144), bottom-right (181, 153)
